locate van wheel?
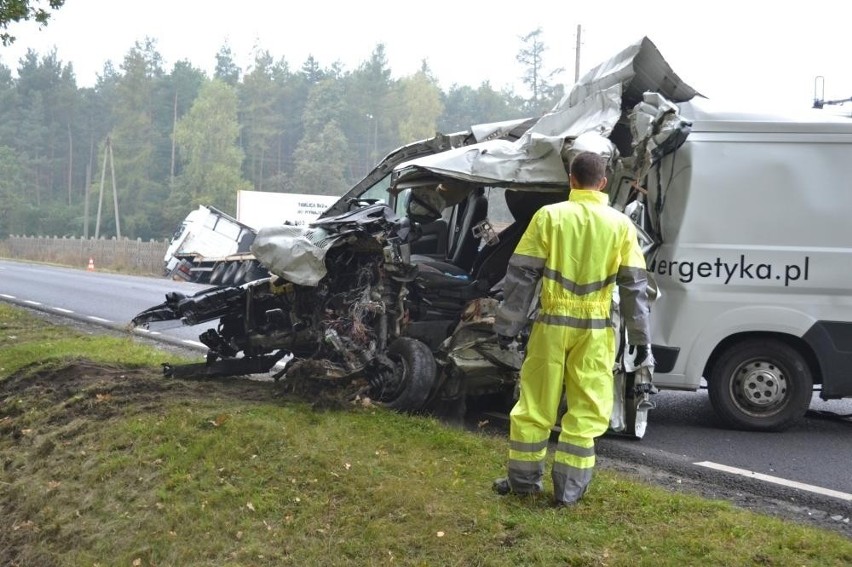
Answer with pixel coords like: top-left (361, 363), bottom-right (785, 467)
top-left (374, 338), bottom-right (436, 412)
top-left (707, 338), bottom-right (812, 432)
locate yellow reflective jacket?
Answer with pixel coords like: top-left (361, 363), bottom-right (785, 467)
top-left (495, 189), bottom-right (651, 344)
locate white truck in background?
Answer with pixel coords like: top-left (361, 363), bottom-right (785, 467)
top-left (163, 191), bottom-right (338, 284)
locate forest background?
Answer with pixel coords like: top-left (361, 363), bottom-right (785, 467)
top-left (0, 31), bottom-right (564, 241)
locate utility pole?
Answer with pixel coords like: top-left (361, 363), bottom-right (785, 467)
top-left (170, 90), bottom-right (177, 189)
top-left (575, 24), bottom-right (582, 82)
top-left (95, 136), bottom-right (107, 239)
top-left (83, 160), bottom-right (91, 239)
top-left (109, 139), bottom-right (121, 239)
top-left (95, 136), bottom-right (121, 239)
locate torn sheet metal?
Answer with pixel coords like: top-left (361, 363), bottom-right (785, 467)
top-left (322, 118), bottom-right (536, 220)
top-left (629, 92), bottom-right (692, 179)
top-left (393, 36), bottom-right (698, 190)
top-left (394, 84), bottom-right (622, 189)
top-left (440, 298), bottom-right (524, 374)
top-left (566, 36), bottom-right (699, 111)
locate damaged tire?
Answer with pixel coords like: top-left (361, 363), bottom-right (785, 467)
top-left (376, 338), bottom-right (436, 412)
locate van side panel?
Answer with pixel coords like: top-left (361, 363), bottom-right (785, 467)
top-left (647, 130), bottom-right (852, 396)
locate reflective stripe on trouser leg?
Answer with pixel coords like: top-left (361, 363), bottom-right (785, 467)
top-left (507, 321), bottom-right (566, 493)
top-left (553, 326), bottom-right (615, 504)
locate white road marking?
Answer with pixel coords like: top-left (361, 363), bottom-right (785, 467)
top-left (695, 461), bottom-right (852, 502)
top-left (23, 300), bottom-right (42, 306)
top-left (86, 316), bottom-right (112, 323)
top-left (0, 294), bottom-right (15, 299)
top-left (182, 340), bottom-right (207, 349)
top-left (52, 307), bottom-right (74, 314)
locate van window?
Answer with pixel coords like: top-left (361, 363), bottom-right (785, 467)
top-left (484, 187), bottom-right (514, 232)
top-left (360, 174), bottom-right (392, 204)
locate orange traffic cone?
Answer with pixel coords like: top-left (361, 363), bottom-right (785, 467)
top-left (87, 257), bottom-right (95, 271)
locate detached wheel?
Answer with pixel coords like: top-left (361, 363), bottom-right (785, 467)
top-left (375, 338), bottom-right (436, 412)
top-left (707, 338), bottom-right (812, 431)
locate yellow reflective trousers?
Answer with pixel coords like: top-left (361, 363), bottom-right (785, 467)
top-left (508, 322), bottom-right (615, 501)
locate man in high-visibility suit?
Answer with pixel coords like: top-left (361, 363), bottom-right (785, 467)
top-left (492, 151), bottom-right (652, 506)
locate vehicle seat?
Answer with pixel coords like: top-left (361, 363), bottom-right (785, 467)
top-left (470, 189), bottom-right (566, 289)
top-left (447, 187), bottom-right (488, 271)
top-left (410, 187), bottom-right (488, 276)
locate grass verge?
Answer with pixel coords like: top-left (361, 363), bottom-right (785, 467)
top-left (1, 303), bottom-right (851, 566)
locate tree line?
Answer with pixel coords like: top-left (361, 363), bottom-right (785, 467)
top-left (0, 31), bottom-right (564, 240)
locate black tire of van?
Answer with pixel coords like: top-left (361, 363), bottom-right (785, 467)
top-left (376, 337), bottom-right (437, 412)
top-left (707, 338), bottom-right (812, 432)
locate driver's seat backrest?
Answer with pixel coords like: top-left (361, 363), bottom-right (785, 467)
top-left (471, 190), bottom-right (566, 288)
top-left (446, 187), bottom-right (488, 271)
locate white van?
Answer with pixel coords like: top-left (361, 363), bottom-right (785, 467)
top-left (621, 97), bottom-right (852, 431)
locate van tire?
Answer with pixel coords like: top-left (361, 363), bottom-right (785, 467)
top-left (707, 338), bottom-right (812, 432)
top-left (375, 338), bottom-right (437, 412)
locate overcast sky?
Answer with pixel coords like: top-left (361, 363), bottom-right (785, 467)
top-left (1, 0), bottom-right (850, 112)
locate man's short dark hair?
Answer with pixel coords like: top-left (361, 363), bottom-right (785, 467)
top-left (570, 151), bottom-right (607, 187)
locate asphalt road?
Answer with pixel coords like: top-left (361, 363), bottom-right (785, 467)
top-left (1, 258), bottom-right (850, 527)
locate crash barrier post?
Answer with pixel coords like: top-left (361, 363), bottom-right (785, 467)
top-left (0, 235), bottom-right (168, 276)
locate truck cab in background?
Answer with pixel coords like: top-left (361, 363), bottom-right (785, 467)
top-left (163, 205), bottom-right (256, 283)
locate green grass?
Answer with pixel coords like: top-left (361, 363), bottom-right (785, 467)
top-left (1, 303), bottom-right (851, 566)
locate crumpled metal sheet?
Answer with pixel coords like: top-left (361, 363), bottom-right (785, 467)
top-left (566, 36), bottom-right (699, 111)
top-left (395, 85), bottom-right (622, 189)
top-left (440, 298), bottom-right (524, 372)
top-left (251, 224), bottom-right (338, 286)
top-left (627, 91), bottom-right (693, 189)
top-left (393, 36), bottom-right (698, 190)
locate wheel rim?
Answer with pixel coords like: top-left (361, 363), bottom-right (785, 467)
top-left (374, 354), bottom-right (409, 402)
top-left (730, 359), bottom-right (788, 415)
